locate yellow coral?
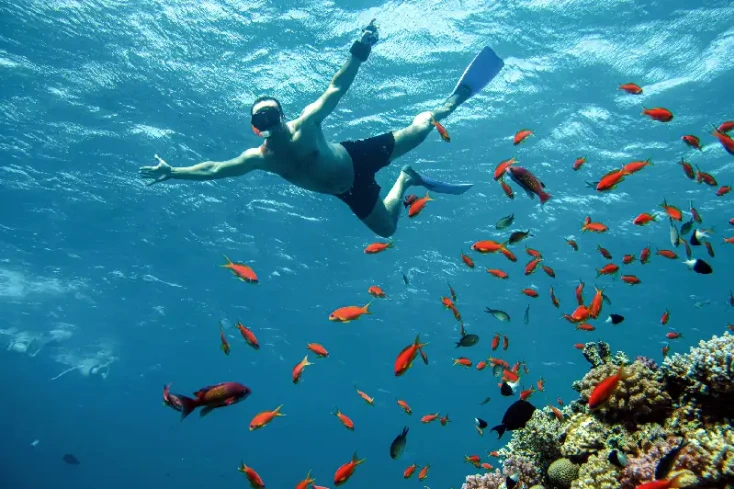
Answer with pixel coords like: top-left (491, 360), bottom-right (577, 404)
top-left (547, 458), bottom-right (578, 488)
top-left (573, 361), bottom-right (671, 422)
top-left (677, 423), bottom-right (734, 483)
top-left (570, 452), bottom-right (619, 489)
top-left (561, 413), bottom-right (618, 458)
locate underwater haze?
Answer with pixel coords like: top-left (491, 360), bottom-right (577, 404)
top-left (1, 1), bottom-right (733, 488)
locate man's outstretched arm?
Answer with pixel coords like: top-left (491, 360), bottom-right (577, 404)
top-left (300, 19), bottom-right (379, 124)
top-left (139, 149), bottom-right (263, 185)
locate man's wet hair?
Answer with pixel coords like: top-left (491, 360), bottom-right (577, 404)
top-left (251, 96), bottom-right (283, 116)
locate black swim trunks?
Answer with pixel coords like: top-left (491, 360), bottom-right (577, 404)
top-left (336, 131), bottom-right (395, 220)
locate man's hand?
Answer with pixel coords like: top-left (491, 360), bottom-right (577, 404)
top-left (139, 154), bottom-right (172, 186)
top-left (360, 19), bottom-right (379, 46)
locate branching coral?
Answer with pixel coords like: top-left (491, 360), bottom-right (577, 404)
top-left (461, 456), bottom-right (543, 489)
top-left (572, 360), bottom-right (672, 424)
top-left (560, 413), bottom-right (625, 460)
top-left (570, 452), bottom-right (618, 489)
top-left (662, 332), bottom-right (734, 400)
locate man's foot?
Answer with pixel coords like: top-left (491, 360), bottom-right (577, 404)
top-left (400, 165), bottom-right (423, 188)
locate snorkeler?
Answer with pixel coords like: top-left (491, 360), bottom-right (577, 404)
top-left (139, 20), bottom-right (504, 237)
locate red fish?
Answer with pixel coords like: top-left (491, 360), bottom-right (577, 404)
top-left (487, 268), bottom-right (509, 279)
top-left (525, 246), bottom-right (542, 258)
top-left (491, 333), bottom-right (501, 351)
top-left (329, 302), bottom-right (372, 323)
top-left (499, 179), bottom-right (515, 199)
top-left (249, 404), bottom-right (285, 430)
top-left (622, 254), bottom-right (636, 264)
top-left (621, 275), bottom-right (641, 285)
top-left (471, 240), bottom-right (507, 254)
top-left (333, 408), bottom-right (355, 430)
top-left (696, 165), bottom-right (718, 186)
top-left (507, 166), bottom-right (551, 204)
top-left (642, 107), bottom-right (673, 122)
top-left (292, 355), bottom-right (314, 384)
top-left (597, 263), bottom-right (619, 277)
top-left (513, 129), bottom-right (533, 145)
top-left (575, 280), bottom-right (585, 306)
top-left (681, 135), bottom-right (701, 150)
top-left (640, 246), bottom-right (651, 264)
top-left (677, 159), bottom-right (695, 180)
top-left (524, 257), bottom-right (542, 276)
top-left (367, 285), bottom-right (386, 298)
top-left (396, 399), bottom-right (412, 414)
top-left (364, 241), bottom-right (393, 254)
top-left (295, 471), bottom-right (316, 489)
top-left (219, 324), bottom-right (231, 356)
top-left (634, 473), bottom-right (687, 489)
top-left (461, 251), bottom-right (475, 268)
top-left (306, 343), bottom-right (329, 357)
top-left (666, 331), bottom-right (682, 340)
top-left (718, 121), bottom-right (734, 133)
top-left (178, 382), bottom-right (251, 420)
top-left (431, 115), bottom-right (450, 142)
top-left (659, 199), bottom-right (682, 221)
top-left (334, 452), bottom-right (366, 486)
top-left (660, 309), bottom-right (670, 325)
top-left (542, 265), bottom-right (555, 278)
top-left (633, 213), bottom-right (657, 226)
top-left (237, 462), bottom-right (265, 489)
top-left (354, 386), bottom-right (375, 406)
top-left (712, 128), bottom-right (734, 155)
top-left (593, 168), bottom-right (625, 191)
top-left (394, 334), bottom-right (429, 376)
top-left (237, 322), bottom-right (260, 349)
top-left (619, 83), bottom-right (642, 94)
top-left (622, 159), bottom-right (653, 175)
top-left (403, 464), bottom-right (418, 479)
top-left (221, 255), bottom-right (258, 283)
top-left (656, 248), bottom-right (678, 260)
top-left (582, 216), bottom-right (608, 233)
top-left (597, 244), bottom-right (612, 259)
top-left (716, 185), bottom-right (731, 196)
top-left (573, 157), bottom-right (586, 171)
top-left (408, 192), bottom-right (433, 218)
top-left (565, 238), bottom-right (578, 251)
top-left (549, 286), bottom-right (560, 308)
top-left (494, 157), bottom-right (518, 180)
top-left (588, 366), bottom-right (631, 410)
top-left (522, 288), bottom-right (539, 298)
top-left (417, 465), bottom-right (430, 481)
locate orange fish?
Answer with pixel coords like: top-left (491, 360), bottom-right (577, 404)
top-left (221, 254), bottom-right (258, 283)
top-left (666, 331), bottom-right (683, 340)
top-left (453, 357), bottom-right (472, 367)
top-left (367, 285), bottom-right (387, 298)
top-left (565, 238), bottom-right (578, 251)
top-left (524, 257), bottom-right (542, 276)
top-left (394, 334), bottom-right (429, 377)
top-left (633, 213), bottom-right (657, 226)
top-left (476, 360), bottom-right (487, 371)
top-left (408, 192), bottom-right (433, 218)
top-left (655, 248), bottom-right (678, 260)
top-left (640, 246), bottom-right (651, 264)
top-left (588, 365), bottom-right (631, 410)
top-left (573, 157), bottom-right (586, 171)
top-left (500, 247), bottom-right (518, 262)
top-left (471, 240), bottom-right (507, 254)
top-left (503, 334), bottom-right (509, 350)
top-left (237, 322), bottom-right (260, 350)
top-left (329, 302), bottom-right (372, 323)
top-left (486, 268), bottom-right (509, 279)
top-left (589, 286), bottom-right (604, 319)
top-left (525, 246), bottom-right (542, 258)
top-left (622, 158), bottom-right (653, 175)
top-left (292, 355), bottom-right (314, 384)
top-left (718, 121), bottom-right (734, 133)
top-left (597, 263), bottom-right (619, 277)
top-left (659, 199), bottom-right (682, 221)
top-left (597, 244), bottom-right (612, 259)
top-left (570, 305), bottom-right (590, 323)
top-left (549, 286), bottom-right (560, 308)
top-left (635, 473), bottom-right (688, 489)
top-left (219, 323), bottom-right (231, 356)
top-left (642, 107), bottom-right (673, 122)
top-left (576, 323), bottom-right (595, 331)
top-left (678, 159), bottom-right (695, 179)
top-left (249, 404), bottom-right (285, 430)
top-left (333, 408), bottom-right (354, 430)
top-left (465, 455), bottom-right (481, 465)
top-left (513, 129), bottom-right (533, 145)
top-left (522, 288), bottom-right (539, 298)
top-left (418, 465), bottom-right (430, 481)
top-left (396, 399), bottom-right (412, 414)
top-left (593, 168), bottom-right (625, 192)
top-left (461, 251), bottom-right (475, 268)
top-left (333, 452), bottom-right (365, 486)
top-left (682, 134), bottom-right (702, 150)
top-left (354, 386), bottom-right (375, 406)
top-left (364, 240), bottom-right (393, 254)
top-left (622, 254), bottom-right (636, 264)
top-left (295, 471), bottom-right (316, 489)
top-left (421, 412), bottom-right (440, 423)
top-left (575, 280), bottom-right (585, 306)
top-left (238, 462), bottom-right (265, 489)
top-left (306, 343), bottom-right (329, 358)
top-left (716, 185), bottom-right (732, 196)
top-left (499, 178), bottom-right (515, 199)
top-left (519, 386), bottom-right (535, 400)
top-left (431, 115), bottom-right (450, 142)
top-left (712, 128), bottom-right (734, 155)
top-left (574, 343), bottom-right (584, 350)
top-left (582, 216), bottom-right (608, 233)
top-left (491, 333), bottom-right (501, 351)
top-left (403, 463), bottom-right (418, 479)
top-left (481, 462), bottom-right (494, 470)
top-left (493, 157), bottom-right (518, 181)
top-left (621, 275), bottom-right (641, 285)
top-left (619, 83), bottom-right (642, 94)
top-left (695, 165), bottom-right (718, 186)
top-left (549, 405), bottom-right (564, 421)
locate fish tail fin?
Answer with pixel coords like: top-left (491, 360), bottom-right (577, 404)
top-left (220, 254), bottom-right (232, 267)
top-left (302, 354), bottom-right (313, 367)
top-left (178, 395), bottom-right (198, 420)
top-left (490, 424), bottom-right (506, 439)
top-left (539, 191), bottom-right (551, 204)
top-left (305, 469), bottom-right (314, 483)
top-left (386, 239), bottom-right (395, 248)
top-left (352, 451), bottom-right (366, 466)
top-left (363, 301), bottom-right (373, 314)
top-left (274, 404), bottom-right (285, 416)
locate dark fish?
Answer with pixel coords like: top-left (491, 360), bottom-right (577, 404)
top-left (500, 381), bottom-right (515, 396)
top-left (690, 230), bottom-right (702, 246)
top-left (456, 333), bottom-right (479, 347)
top-left (605, 314), bottom-right (625, 325)
top-left (523, 304), bottom-right (530, 325)
top-left (490, 400), bottom-right (536, 439)
top-left (655, 439), bottom-right (687, 480)
top-left (485, 307), bottom-right (511, 322)
top-left (475, 417), bottom-right (488, 429)
top-left (601, 292), bottom-right (612, 305)
top-left (178, 382), bottom-right (251, 420)
top-left (508, 230), bottom-right (533, 245)
top-left (389, 426), bottom-right (409, 459)
top-left (507, 166), bottom-right (552, 204)
top-left (402, 194), bottom-right (418, 208)
top-left (63, 453), bottom-right (80, 465)
top-left (402, 272), bottom-right (409, 286)
top-left (680, 218), bottom-right (694, 236)
top-left (684, 258), bottom-right (712, 275)
top-left (506, 473), bottom-right (520, 489)
top-left (496, 213), bottom-right (514, 230)
top-left (480, 397), bottom-right (491, 405)
top-left (608, 449), bottom-right (628, 468)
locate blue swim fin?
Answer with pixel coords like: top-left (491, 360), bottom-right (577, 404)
top-left (403, 166), bottom-right (473, 196)
top-left (450, 46), bottom-right (505, 101)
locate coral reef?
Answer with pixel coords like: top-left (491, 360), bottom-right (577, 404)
top-left (461, 333), bottom-right (734, 489)
top-left (572, 360), bottom-right (672, 424)
top-left (547, 458), bottom-right (579, 488)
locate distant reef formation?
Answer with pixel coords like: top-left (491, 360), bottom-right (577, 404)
top-left (461, 332), bottom-right (734, 489)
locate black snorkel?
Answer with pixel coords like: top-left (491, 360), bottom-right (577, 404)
top-left (251, 106), bottom-right (283, 138)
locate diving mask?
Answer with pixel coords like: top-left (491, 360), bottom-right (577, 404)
top-left (251, 106), bottom-right (282, 138)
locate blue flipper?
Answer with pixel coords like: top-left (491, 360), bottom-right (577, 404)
top-left (403, 166), bottom-right (473, 195)
top-left (450, 46), bottom-right (505, 100)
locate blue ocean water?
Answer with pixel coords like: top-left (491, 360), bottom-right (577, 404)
top-left (1, 1), bottom-right (733, 488)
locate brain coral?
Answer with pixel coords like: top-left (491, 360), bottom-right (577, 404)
top-left (573, 360), bottom-right (672, 423)
top-left (662, 332), bottom-right (734, 399)
top-left (547, 458), bottom-right (579, 488)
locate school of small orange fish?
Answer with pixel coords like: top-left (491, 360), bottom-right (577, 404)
top-left (161, 84), bottom-right (734, 489)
